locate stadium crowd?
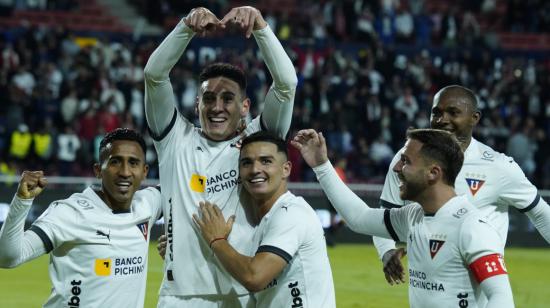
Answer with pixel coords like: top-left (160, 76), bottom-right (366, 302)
top-left (1, 0), bottom-right (550, 189)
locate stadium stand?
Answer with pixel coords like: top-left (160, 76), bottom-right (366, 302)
top-left (1, 0), bottom-right (550, 191)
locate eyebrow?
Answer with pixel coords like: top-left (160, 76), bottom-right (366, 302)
top-left (109, 155), bottom-right (142, 162)
top-left (240, 154), bottom-right (276, 162)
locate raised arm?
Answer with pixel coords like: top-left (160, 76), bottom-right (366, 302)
top-left (221, 6), bottom-right (297, 137)
top-left (291, 129), bottom-right (389, 237)
top-left (0, 171), bottom-right (48, 268)
top-left (144, 7), bottom-right (219, 136)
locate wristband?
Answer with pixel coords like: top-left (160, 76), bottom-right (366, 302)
top-left (209, 237), bottom-right (226, 248)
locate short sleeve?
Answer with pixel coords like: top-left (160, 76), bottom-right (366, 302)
top-left (256, 207), bottom-right (306, 263)
top-left (388, 204), bottom-right (419, 243)
top-left (139, 187), bottom-right (164, 223)
top-left (460, 217), bottom-right (504, 265)
top-left (30, 202), bottom-right (80, 253)
top-left (498, 158), bottom-right (539, 211)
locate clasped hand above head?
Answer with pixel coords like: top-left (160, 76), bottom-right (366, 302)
top-left (184, 6), bottom-right (268, 38)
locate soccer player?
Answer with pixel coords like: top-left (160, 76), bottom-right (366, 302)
top-left (0, 128), bottom-right (163, 308)
top-left (373, 85), bottom-right (550, 286)
top-left (193, 131), bottom-right (335, 307)
top-left (143, 5), bottom-right (297, 307)
top-left (292, 128), bottom-right (514, 308)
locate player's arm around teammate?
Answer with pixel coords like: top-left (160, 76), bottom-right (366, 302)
top-left (0, 171), bottom-right (48, 268)
top-left (193, 201), bottom-right (287, 292)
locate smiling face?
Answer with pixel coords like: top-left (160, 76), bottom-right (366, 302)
top-left (94, 140), bottom-right (148, 211)
top-left (392, 139), bottom-right (429, 202)
top-left (239, 141), bottom-right (291, 204)
top-left (197, 76), bottom-right (250, 141)
top-left (430, 88), bottom-right (480, 144)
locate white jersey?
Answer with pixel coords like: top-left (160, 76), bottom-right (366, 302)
top-left (376, 138), bottom-right (540, 256)
top-left (252, 191), bottom-right (335, 308)
top-left (155, 114), bottom-right (262, 296)
top-left (144, 21), bottom-right (297, 297)
top-left (387, 196), bottom-right (506, 308)
top-left (29, 187), bottom-right (162, 308)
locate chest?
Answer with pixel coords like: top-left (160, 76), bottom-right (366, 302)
top-left (455, 162), bottom-right (500, 209)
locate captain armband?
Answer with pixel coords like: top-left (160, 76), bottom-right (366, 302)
top-left (469, 253), bottom-right (508, 283)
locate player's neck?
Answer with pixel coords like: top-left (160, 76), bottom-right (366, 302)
top-left (416, 185), bottom-right (456, 215)
top-left (255, 186), bottom-right (288, 219)
top-left (95, 189), bottom-right (131, 213)
top-left (457, 135), bottom-right (472, 152)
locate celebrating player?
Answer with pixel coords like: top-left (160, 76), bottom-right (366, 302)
top-left (193, 131), bottom-right (335, 307)
top-left (373, 85), bottom-right (550, 287)
top-left (143, 6), bottom-right (297, 307)
top-left (292, 128), bottom-right (514, 308)
top-left (0, 128), bottom-right (163, 308)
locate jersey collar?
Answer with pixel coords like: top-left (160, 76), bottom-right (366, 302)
top-left (83, 187), bottom-right (132, 214)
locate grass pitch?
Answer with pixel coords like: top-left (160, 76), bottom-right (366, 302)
top-left (0, 244), bottom-right (548, 307)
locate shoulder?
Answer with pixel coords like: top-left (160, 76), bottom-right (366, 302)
top-left (271, 194), bottom-right (317, 224)
top-left (468, 140), bottom-right (512, 166)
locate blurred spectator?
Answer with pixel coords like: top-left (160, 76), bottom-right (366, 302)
top-left (9, 124), bottom-right (32, 161)
top-left (57, 125), bottom-right (80, 176)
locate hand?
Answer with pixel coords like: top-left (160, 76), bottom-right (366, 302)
top-left (157, 234), bottom-right (167, 260)
top-left (192, 201), bottom-right (235, 245)
top-left (290, 129), bottom-right (329, 168)
top-left (16, 171), bottom-right (47, 199)
top-left (382, 248), bottom-right (407, 285)
top-left (220, 6), bottom-right (268, 38)
top-left (184, 7), bottom-right (220, 36)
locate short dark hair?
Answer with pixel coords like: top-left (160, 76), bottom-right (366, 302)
top-left (439, 85), bottom-right (479, 112)
top-left (241, 131), bottom-right (288, 159)
top-left (99, 128), bottom-right (147, 162)
top-left (406, 128), bottom-right (463, 185)
top-left (199, 63), bottom-right (247, 93)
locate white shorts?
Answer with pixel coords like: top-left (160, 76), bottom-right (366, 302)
top-left (157, 294), bottom-right (255, 308)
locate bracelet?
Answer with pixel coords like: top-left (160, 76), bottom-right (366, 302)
top-left (209, 237), bottom-right (226, 248)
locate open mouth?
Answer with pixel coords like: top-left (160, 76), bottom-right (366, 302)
top-left (208, 116), bottom-right (227, 124)
top-left (116, 181), bottom-right (132, 193)
top-left (247, 177), bottom-right (267, 186)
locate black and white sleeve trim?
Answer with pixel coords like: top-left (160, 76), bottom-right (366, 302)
top-left (383, 209), bottom-right (400, 242)
top-left (29, 226), bottom-right (54, 253)
top-left (257, 245), bottom-right (292, 263)
top-left (148, 108), bottom-right (178, 141)
top-left (379, 199), bottom-right (402, 209)
top-left (518, 194), bottom-right (541, 213)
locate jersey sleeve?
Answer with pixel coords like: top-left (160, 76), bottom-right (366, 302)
top-left (0, 196), bottom-right (47, 268)
top-left (142, 186), bottom-right (164, 223)
top-left (144, 20), bottom-right (195, 139)
top-left (313, 161), bottom-right (394, 238)
top-left (498, 157), bottom-right (539, 211)
top-left (460, 217), bottom-right (507, 283)
top-left (253, 26), bottom-right (297, 139)
top-left (30, 201), bottom-right (81, 253)
top-left (255, 207), bottom-right (305, 263)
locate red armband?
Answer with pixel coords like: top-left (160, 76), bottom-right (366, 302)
top-left (469, 253), bottom-right (508, 283)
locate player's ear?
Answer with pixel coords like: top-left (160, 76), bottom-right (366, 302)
top-left (195, 96), bottom-right (200, 115)
top-left (93, 163), bottom-right (101, 178)
top-left (240, 97), bottom-right (250, 117)
top-left (282, 161), bottom-right (292, 179)
top-left (427, 164), bottom-right (441, 183)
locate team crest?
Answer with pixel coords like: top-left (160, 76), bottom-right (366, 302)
top-left (429, 239), bottom-right (445, 259)
top-left (465, 178), bottom-right (485, 196)
top-left (136, 222), bottom-right (149, 241)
